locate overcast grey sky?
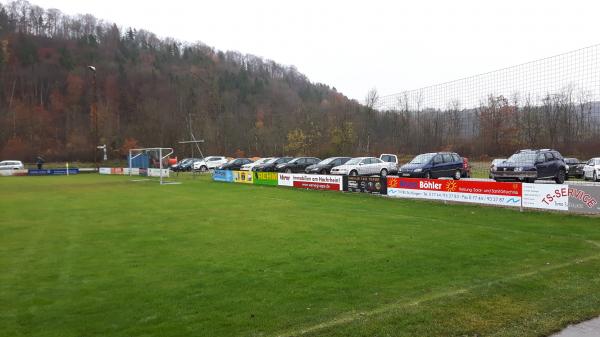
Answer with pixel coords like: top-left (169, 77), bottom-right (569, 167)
top-left (26, 0), bottom-right (600, 101)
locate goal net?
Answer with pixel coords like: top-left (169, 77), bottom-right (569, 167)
top-left (128, 148), bottom-right (179, 185)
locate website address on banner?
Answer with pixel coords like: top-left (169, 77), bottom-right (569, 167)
top-left (294, 181), bottom-right (338, 190)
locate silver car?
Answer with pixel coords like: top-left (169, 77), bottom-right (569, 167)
top-left (0, 160), bottom-right (24, 170)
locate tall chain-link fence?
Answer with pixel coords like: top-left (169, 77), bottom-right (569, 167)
top-left (374, 44), bottom-right (600, 178)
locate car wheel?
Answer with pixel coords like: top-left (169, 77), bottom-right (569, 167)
top-left (555, 170), bottom-right (565, 184)
top-left (453, 170), bottom-right (461, 180)
top-left (349, 170), bottom-right (358, 177)
top-left (320, 169), bottom-right (328, 175)
top-left (285, 168), bottom-right (292, 173)
top-left (200, 165), bottom-right (208, 172)
top-left (380, 169), bottom-right (388, 177)
top-left (594, 171), bottom-right (598, 182)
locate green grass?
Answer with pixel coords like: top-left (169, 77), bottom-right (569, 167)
top-left (1, 174), bottom-right (600, 337)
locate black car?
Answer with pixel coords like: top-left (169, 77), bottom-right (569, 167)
top-left (399, 152), bottom-right (466, 180)
top-left (170, 158), bottom-right (200, 172)
top-left (275, 157), bottom-right (321, 173)
top-left (252, 157), bottom-right (293, 172)
top-left (493, 149), bottom-right (566, 184)
top-left (565, 158), bottom-right (584, 179)
top-left (305, 157), bottom-right (352, 174)
top-left (217, 158), bottom-right (253, 171)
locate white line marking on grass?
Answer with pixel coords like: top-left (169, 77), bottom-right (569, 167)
top-left (274, 253), bottom-right (600, 337)
top-left (586, 240), bottom-right (600, 248)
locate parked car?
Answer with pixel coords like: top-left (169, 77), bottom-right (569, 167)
top-left (379, 154), bottom-right (400, 175)
top-left (399, 152), bottom-right (466, 180)
top-left (217, 158), bottom-right (254, 170)
top-left (305, 157), bottom-right (352, 174)
top-left (330, 157), bottom-right (395, 177)
top-left (583, 158), bottom-right (600, 181)
top-left (252, 157), bottom-right (293, 172)
top-left (489, 158), bottom-right (507, 179)
top-left (170, 158), bottom-right (200, 172)
top-left (193, 156), bottom-right (228, 172)
top-left (275, 157), bottom-right (320, 173)
top-left (493, 149), bottom-right (566, 184)
top-left (0, 160), bottom-right (24, 170)
top-left (564, 158), bottom-right (584, 179)
top-left (240, 157), bottom-right (273, 171)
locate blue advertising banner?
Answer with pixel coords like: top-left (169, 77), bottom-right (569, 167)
top-left (213, 169), bottom-right (234, 182)
top-left (28, 168), bottom-right (79, 176)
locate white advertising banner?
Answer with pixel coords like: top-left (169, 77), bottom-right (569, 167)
top-left (122, 168), bottom-right (140, 176)
top-left (278, 173), bottom-right (344, 191)
top-left (522, 183), bottom-right (569, 211)
top-left (99, 167), bottom-right (111, 175)
top-left (147, 168), bottom-right (170, 177)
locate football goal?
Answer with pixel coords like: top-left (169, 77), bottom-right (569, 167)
top-left (128, 147), bottom-right (179, 185)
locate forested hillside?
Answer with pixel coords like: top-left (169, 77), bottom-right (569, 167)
top-left (2, 1), bottom-right (598, 163)
top-left (0, 0), bottom-right (378, 162)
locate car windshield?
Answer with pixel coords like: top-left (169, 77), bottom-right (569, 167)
top-left (275, 157), bottom-right (292, 164)
top-left (319, 157), bottom-right (337, 165)
top-left (288, 158), bottom-right (301, 163)
top-left (256, 158), bottom-right (271, 164)
top-left (507, 152), bottom-right (536, 164)
top-left (345, 158), bottom-right (363, 165)
top-left (179, 159), bottom-right (192, 165)
top-left (410, 154), bottom-right (435, 164)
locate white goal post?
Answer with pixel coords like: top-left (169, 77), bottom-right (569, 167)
top-left (128, 147), bottom-right (177, 185)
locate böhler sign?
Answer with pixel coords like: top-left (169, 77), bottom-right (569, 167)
top-left (387, 177), bottom-right (522, 207)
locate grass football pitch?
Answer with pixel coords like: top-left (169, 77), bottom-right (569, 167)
top-left (1, 174), bottom-right (600, 337)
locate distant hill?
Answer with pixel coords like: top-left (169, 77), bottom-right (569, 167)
top-left (1, 1), bottom-right (598, 162)
top-left (0, 0), bottom-right (370, 161)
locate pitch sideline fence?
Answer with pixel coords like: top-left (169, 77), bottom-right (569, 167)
top-left (373, 44), bottom-right (600, 175)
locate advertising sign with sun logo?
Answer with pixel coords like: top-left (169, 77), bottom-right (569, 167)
top-left (387, 177), bottom-right (522, 207)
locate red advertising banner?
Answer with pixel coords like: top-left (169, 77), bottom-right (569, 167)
top-left (387, 177), bottom-right (522, 207)
top-left (293, 180), bottom-right (341, 191)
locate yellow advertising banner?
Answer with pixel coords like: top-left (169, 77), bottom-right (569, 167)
top-left (233, 170), bottom-right (254, 184)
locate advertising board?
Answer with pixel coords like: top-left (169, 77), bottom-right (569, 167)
top-left (212, 169), bottom-right (234, 182)
top-left (0, 169), bottom-right (28, 176)
top-left (521, 183), bottom-right (569, 211)
top-left (99, 167), bottom-right (111, 175)
top-left (387, 177), bottom-right (522, 207)
top-left (567, 185), bottom-right (600, 214)
top-left (28, 168), bottom-right (79, 176)
top-left (253, 171), bottom-right (278, 186)
top-left (122, 168), bottom-right (140, 176)
top-left (233, 170), bottom-right (253, 184)
top-left (111, 167), bottom-right (123, 175)
top-left (147, 168), bottom-right (169, 177)
top-left (278, 173), bottom-right (344, 191)
top-left (345, 176), bottom-right (387, 195)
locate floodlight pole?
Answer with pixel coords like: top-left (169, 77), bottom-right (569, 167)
top-left (88, 65), bottom-right (98, 170)
top-left (178, 139), bottom-right (205, 179)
